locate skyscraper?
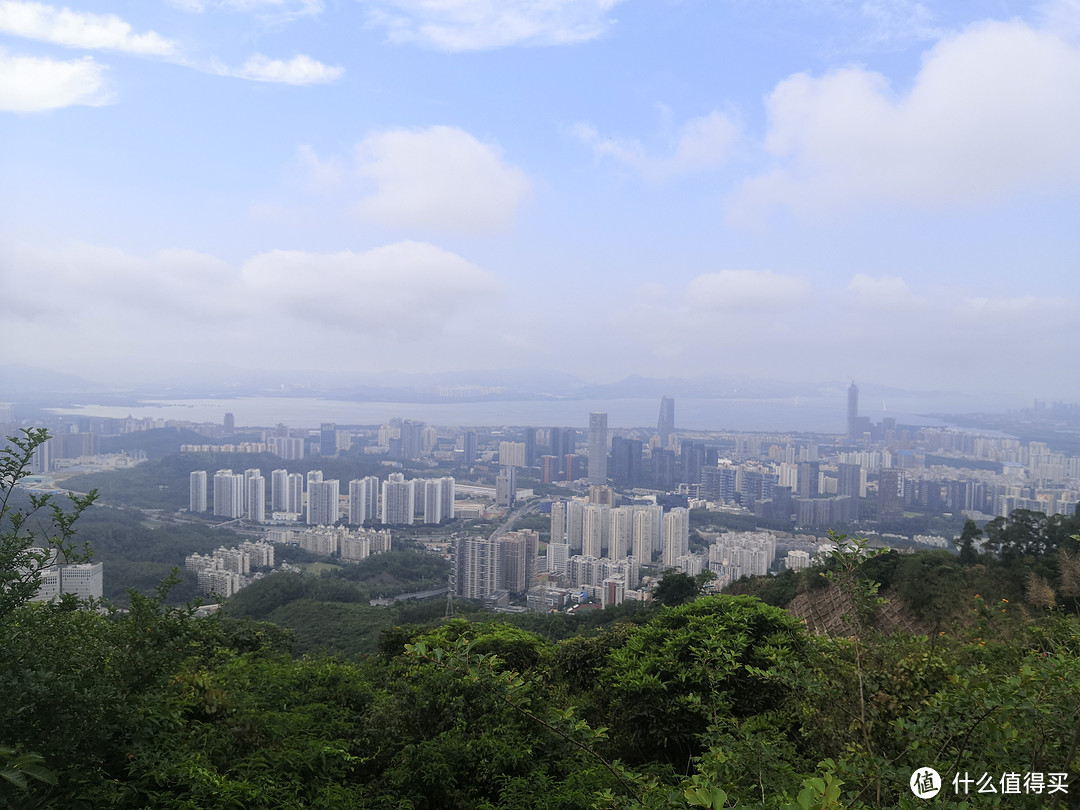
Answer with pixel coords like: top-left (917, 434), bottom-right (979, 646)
top-left (381, 473), bottom-right (415, 525)
top-left (549, 500), bottom-right (567, 544)
top-left (421, 476), bottom-right (456, 524)
top-left (798, 461), bottom-right (820, 500)
top-left (246, 471), bottom-right (265, 523)
top-left (213, 470), bottom-right (244, 518)
top-left (588, 412), bottom-right (608, 485)
top-left (847, 382), bottom-right (859, 439)
top-left (451, 536), bottom-right (499, 599)
top-left (657, 395), bottom-right (675, 447)
top-left (271, 469), bottom-right (289, 512)
top-left (496, 466), bottom-right (517, 508)
top-left (307, 479), bottom-right (340, 526)
top-left (462, 430), bottom-right (477, 467)
top-left (611, 436), bottom-right (643, 484)
top-left (550, 427), bottom-right (576, 475)
top-left (401, 420), bottom-right (424, 460)
top-left (879, 469), bottom-right (904, 522)
top-left (349, 476), bottom-right (379, 524)
top-left (189, 470), bottom-right (207, 513)
top-left (837, 463), bottom-right (863, 521)
top-left (662, 507), bottom-right (690, 566)
top-left (523, 427), bottom-right (537, 468)
top-left (287, 473), bottom-right (304, 515)
top-left (320, 423), bottom-right (337, 457)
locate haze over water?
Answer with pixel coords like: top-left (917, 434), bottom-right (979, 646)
top-left (49, 392), bottom-right (1022, 434)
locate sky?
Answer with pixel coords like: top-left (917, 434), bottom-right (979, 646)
top-left (1, 0), bottom-right (1078, 400)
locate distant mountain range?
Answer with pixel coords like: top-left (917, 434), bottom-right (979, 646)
top-left (0, 362), bottom-right (962, 405)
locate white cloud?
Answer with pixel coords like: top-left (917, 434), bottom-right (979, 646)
top-left (0, 239), bottom-right (499, 377)
top-left (241, 242), bottom-right (496, 335)
top-left (0, 48), bottom-right (110, 111)
top-left (732, 19), bottom-right (1080, 219)
top-left (575, 110), bottom-right (741, 181)
top-left (334, 125), bottom-right (530, 232)
top-left (0, 1), bottom-right (177, 55)
top-left (167, 0), bottom-right (324, 19)
top-left (231, 53), bottom-right (343, 85)
top-left (361, 0), bottom-right (625, 51)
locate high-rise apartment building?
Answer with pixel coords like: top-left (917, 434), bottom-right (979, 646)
top-left (611, 436), bottom-right (643, 484)
top-left (847, 382), bottom-right (859, 439)
top-left (307, 479), bottom-right (340, 526)
top-left (189, 470), bottom-right (207, 513)
top-left (549, 500), bottom-right (567, 544)
top-left (401, 420), bottom-right (424, 460)
top-left (499, 441), bottom-right (526, 467)
top-left (287, 473), bottom-right (304, 515)
top-left (272, 436), bottom-right (304, 460)
top-left (588, 412), bottom-right (608, 485)
top-left (837, 463), bottom-right (864, 521)
top-left (381, 473), bottom-right (415, 525)
top-left (271, 469), bottom-right (289, 512)
top-left (523, 427), bottom-right (537, 468)
top-left (879, 469), bottom-right (905, 522)
top-left (320, 423), bottom-right (337, 457)
top-left (451, 536), bottom-right (499, 599)
top-left (550, 427), bottom-right (576, 475)
top-left (566, 498), bottom-right (585, 552)
top-left (213, 469), bottom-right (244, 519)
top-left (349, 476), bottom-right (379, 524)
top-left (582, 503), bottom-right (608, 558)
top-left (462, 430), bottom-right (477, 466)
top-left (608, 506), bottom-right (633, 560)
top-left (651, 449), bottom-right (676, 490)
top-left (798, 461), bottom-right (820, 500)
top-left (421, 476), bottom-right (455, 524)
top-left (662, 507), bottom-right (690, 566)
top-left (246, 471), bottom-right (266, 523)
top-left (632, 504), bottom-right (663, 561)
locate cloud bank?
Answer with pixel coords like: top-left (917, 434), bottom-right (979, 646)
top-left (362, 0), bottom-right (625, 50)
top-left (0, 48), bottom-right (110, 111)
top-left (732, 19), bottom-right (1080, 219)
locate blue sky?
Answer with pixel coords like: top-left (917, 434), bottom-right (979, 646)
top-left (1, 0), bottom-right (1078, 401)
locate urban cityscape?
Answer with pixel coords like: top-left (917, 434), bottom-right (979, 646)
top-left (10, 384), bottom-right (1080, 615)
top-left (3, 0), bottom-right (1079, 805)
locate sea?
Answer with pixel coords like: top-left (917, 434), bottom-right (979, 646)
top-left (47, 392), bottom-right (1023, 434)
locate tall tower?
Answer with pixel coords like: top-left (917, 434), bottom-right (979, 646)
top-left (657, 395), bottom-right (675, 448)
top-left (462, 430), bottom-right (477, 467)
top-left (307, 479), bottom-right (340, 526)
top-left (588, 412), bottom-right (608, 485)
top-left (246, 471), bottom-right (266, 523)
top-left (349, 476), bottom-right (379, 524)
top-left (189, 470), bottom-right (207, 513)
top-left (213, 470), bottom-right (244, 518)
top-left (271, 469), bottom-right (289, 512)
top-left (320, 423), bottom-right (337, 457)
top-left (847, 381), bottom-right (859, 439)
top-left (381, 473), bottom-right (415, 525)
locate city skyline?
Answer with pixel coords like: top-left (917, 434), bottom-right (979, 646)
top-left (2, 1), bottom-right (1079, 399)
